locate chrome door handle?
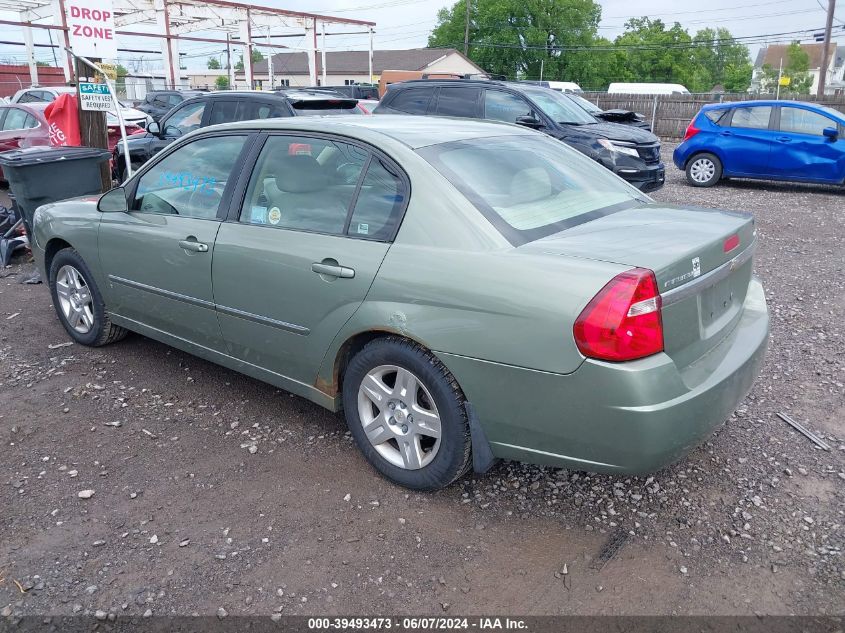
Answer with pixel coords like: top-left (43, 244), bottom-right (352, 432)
top-left (311, 262), bottom-right (355, 279)
top-left (178, 239), bottom-right (208, 253)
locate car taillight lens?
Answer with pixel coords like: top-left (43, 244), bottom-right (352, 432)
top-left (683, 119), bottom-right (700, 141)
top-left (574, 268), bottom-right (664, 362)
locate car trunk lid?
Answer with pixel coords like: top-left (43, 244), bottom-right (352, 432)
top-left (521, 204), bottom-right (757, 371)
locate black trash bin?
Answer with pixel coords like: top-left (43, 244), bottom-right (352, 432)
top-left (0, 146), bottom-right (111, 237)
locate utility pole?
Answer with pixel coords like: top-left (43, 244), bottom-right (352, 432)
top-left (74, 57), bottom-right (110, 191)
top-left (226, 32), bottom-right (232, 89)
top-left (817, 0), bottom-right (836, 97)
top-left (463, 0), bottom-right (470, 55)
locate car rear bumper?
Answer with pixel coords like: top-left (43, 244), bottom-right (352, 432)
top-left (614, 162), bottom-right (665, 192)
top-left (437, 277), bottom-right (769, 474)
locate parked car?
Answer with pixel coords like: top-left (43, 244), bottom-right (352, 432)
top-left (375, 79), bottom-right (665, 192)
top-left (31, 116), bottom-right (768, 490)
top-left (113, 89), bottom-right (360, 179)
top-left (356, 99), bottom-right (380, 114)
top-left (608, 83), bottom-right (690, 95)
top-left (564, 93), bottom-right (652, 131)
top-left (11, 86), bottom-right (153, 128)
top-left (0, 103), bottom-right (143, 180)
top-left (674, 100), bottom-right (845, 187)
top-left (135, 89), bottom-right (204, 121)
top-left (522, 80), bottom-right (582, 93)
top-left (306, 84), bottom-right (379, 100)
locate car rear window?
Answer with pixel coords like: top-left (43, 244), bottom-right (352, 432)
top-left (417, 134), bottom-right (646, 245)
top-left (291, 100), bottom-right (362, 116)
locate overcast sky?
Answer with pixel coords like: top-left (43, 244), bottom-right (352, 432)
top-left (0, 0), bottom-right (841, 71)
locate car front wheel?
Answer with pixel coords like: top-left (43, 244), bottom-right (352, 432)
top-left (342, 337), bottom-right (472, 490)
top-left (49, 248), bottom-right (128, 347)
top-left (686, 153), bottom-right (722, 187)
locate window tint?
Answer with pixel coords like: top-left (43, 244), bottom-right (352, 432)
top-left (484, 90), bottom-right (532, 123)
top-left (348, 158), bottom-right (406, 240)
top-left (730, 106), bottom-right (771, 130)
top-left (239, 100), bottom-right (287, 120)
top-left (163, 101), bottom-right (205, 137)
top-left (240, 135), bottom-right (368, 235)
top-left (208, 100), bottom-right (239, 125)
top-left (2, 108), bottom-right (34, 131)
top-left (132, 135), bottom-right (247, 219)
top-left (780, 107), bottom-right (836, 136)
top-left (434, 87), bottom-right (480, 118)
top-left (387, 88), bottom-right (433, 114)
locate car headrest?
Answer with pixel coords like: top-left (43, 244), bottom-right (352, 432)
top-left (273, 154), bottom-right (327, 194)
top-left (510, 167), bottom-right (552, 205)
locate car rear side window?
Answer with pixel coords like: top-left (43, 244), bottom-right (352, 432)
top-left (347, 158), bottom-right (406, 240)
top-left (386, 88), bottom-right (434, 114)
top-left (208, 100), bottom-right (239, 125)
top-left (703, 109), bottom-right (728, 125)
top-left (434, 87), bottom-right (480, 118)
top-left (2, 108), bottom-right (33, 130)
top-left (729, 106), bottom-right (772, 130)
top-left (132, 135), bottom-right (248, 219)
top-left (779, 107), bottom-right (836, 136)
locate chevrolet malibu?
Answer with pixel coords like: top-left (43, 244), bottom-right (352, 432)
top-left (30, 116), bottom-right (769, 490)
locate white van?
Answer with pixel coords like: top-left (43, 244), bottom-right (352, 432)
top-left (546, 81), bottom-right (582, 93)
top-left (607, 82), bottom-right (690, 95)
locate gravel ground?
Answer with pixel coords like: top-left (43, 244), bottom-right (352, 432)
top-left (1, 146), bottom-right (843, 618)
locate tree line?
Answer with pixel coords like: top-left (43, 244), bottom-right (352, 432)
top-left (427, 0), bottom-right (762, 92)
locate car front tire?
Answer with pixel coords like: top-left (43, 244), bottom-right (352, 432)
top-left (686, 153), bottom-right (722, 187)
top-left (48, 248), bottom-right (128, 347)
top-left (342, 337), bottom-right (472, 490)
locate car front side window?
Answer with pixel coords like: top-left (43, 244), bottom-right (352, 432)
top-left (132, 134), bottom-right (248, 219)
top-left (779, 107), bottom-right (836, 136)
top-left (240, 135), bottom-right (368, 236)
top-left (2, 108), bottom-right (31, 130)
top-left (484, 90), bottom-right (533, 124)
top-left (163, 101), bottom-right (206, 137)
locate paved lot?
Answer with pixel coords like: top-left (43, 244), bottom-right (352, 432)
top-left (1, 148), bottom-right (843, 618)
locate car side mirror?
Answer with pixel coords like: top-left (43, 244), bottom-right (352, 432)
top-left (147, 120), bottom-right (161, 136)
top-left (515, 115), bottom-right (544, 130)
top-left (98, 187), bottom-right (128, 213)
top-left (823, 126), bottom-right (838, 140)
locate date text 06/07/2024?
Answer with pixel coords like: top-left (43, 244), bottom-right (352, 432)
top-left (306, 617), bottom-right (528, 630)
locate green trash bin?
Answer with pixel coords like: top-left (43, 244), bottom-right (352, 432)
top-left (0, 145), bottom-right (111, 237)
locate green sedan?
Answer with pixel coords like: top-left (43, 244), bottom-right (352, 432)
top-left (30, 116), bottom-right (769, 490)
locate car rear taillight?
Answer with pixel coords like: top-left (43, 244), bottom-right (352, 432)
top-left (683, 120), bottom-right (700, 141)
top-left (573, 268), bottom-right (664, 362)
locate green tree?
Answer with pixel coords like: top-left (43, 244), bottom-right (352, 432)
top-left (689, 28), bottom-right (752, 92)
top-left (207, 57), bottom-right (221, 70)
top-left (215, 75), bottom-right (230, 90)
top-left (612, 18), bottom-right (695, 87)
top-left (759, 42), bottom-right (812, 94)
top-left (427, 0), bottom-right (603, 86)
top-left (234, 49), bottom-right (265, 72)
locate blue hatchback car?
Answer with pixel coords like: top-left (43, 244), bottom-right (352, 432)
top-left (673, 100), bottom-right (845, 187)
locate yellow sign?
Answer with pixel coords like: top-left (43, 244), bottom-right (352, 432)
top-left (96, 62), bottom-right (117, 82)
top-left (779, 76), bottom-right (791, 86)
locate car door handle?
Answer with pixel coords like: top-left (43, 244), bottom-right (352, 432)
top-left (311, 262), bottom-right (355, 279)
top-left (178, 238), bottom-right (208, 253)
top-left (776, 136), bottom-right (792, 143)
top-left (719, 131), bottom-right (732, 136)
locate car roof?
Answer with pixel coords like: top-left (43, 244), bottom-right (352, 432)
top-left (705, 100), bottom-right (831, 110)
top-left (207, 114), bottom-right (535, 149)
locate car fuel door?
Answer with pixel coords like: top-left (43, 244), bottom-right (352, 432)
top-left (212, 134), bottom-right (408, 386)
top-left (98, 133), bottom-right (252, 351)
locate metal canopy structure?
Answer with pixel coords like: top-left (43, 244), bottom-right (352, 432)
top-left (2, 0), bottom-right (375, 89)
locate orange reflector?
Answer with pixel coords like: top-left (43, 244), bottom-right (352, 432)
top-left (723, 234), bottom-right (740, 253)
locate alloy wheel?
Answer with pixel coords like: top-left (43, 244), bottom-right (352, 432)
top-left (55, 265), bottom-right (95, 334)
top-left (357, 364), bottom-right (442, 470)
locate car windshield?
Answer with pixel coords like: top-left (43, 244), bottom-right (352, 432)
top-left (567, 93), bottom-right (602, 114)
top-left (418, 134), bottom-right (647, 244)
top-left (523, 88), bottom-right (596, 125)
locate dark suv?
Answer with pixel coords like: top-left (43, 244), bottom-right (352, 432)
top-left (305, 85), bottom-right (379, 100)
top-left (114, 90), bottom-right (359, 179)
top-left (135, 90), bottom-right (204, 121)
top-left (375, 80), bottom-right (664, 192)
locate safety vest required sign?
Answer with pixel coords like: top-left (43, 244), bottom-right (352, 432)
top-left (79, 82), bottom-right (113, 111)
top-left (66, 0), bottom-right (118, 59)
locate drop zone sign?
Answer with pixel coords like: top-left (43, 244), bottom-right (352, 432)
top-left (66, 0), bottom-right (118, 59)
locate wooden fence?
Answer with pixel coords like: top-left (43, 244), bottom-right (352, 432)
top-left (581, 92), bottom-right (845, 140)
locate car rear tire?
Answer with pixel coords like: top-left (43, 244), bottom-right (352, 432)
top-left (48, 248), bottom-right (128, 347)
top-left (341, 337), bottom-right (472, 490)
top-left (686, 153), bottom-right (722, 187)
